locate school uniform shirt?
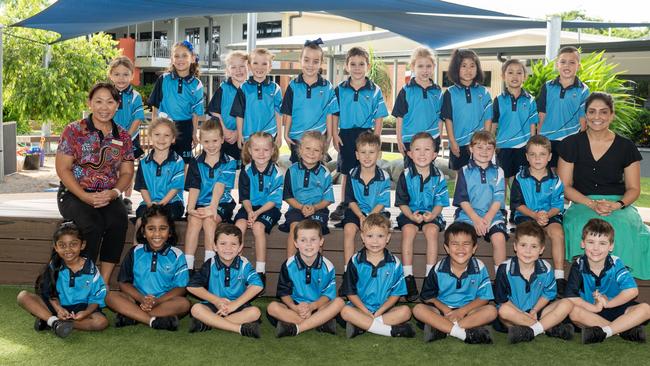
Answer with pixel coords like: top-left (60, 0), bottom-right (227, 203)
top-left (340, 249), bottom-right (407, 313)
top-left (188, 255), bottom-right (263, 301)
top-left (239, 162), bottom-right (283, 207)
top-left (277, 253), bottom-right (337, 303)
top-left (334, 77), bottom-right (388, 129)
top-left (148, 71), bottom-right (205, 121)
top-left (185, 152), bottom-right (237, 206)
top-left (207, 77), bottom-right (239, 131)
top-left (230, 76), bottom-right (282, 140)
top-left (345, 166), bottom-right (391, 215)
top-left (492, 89), bottom-right (539, 148)
top-left (565, 255), bottom-right (637, 303)
top-left (57, 116), bottom-right (134, 191)
top-left (494, 257), bottom-right (556, 311)
top-left (281, 74), bottom-right (339, 140)
top-left (134, 150), bottom-right (185, 207)
top-left (114, 85), bottom-right (145, 138)
top-left (440, 83), bottom-right (493, 147)
top-left (453, 160), bottom-right (506, 225)
top-left (536, 77), bottom-right (590, 141)
top-left (395, 163), bottom-right (449, 212)
top-left (510, 167), bottom-right (564, 220)
top-left (420, 256), bottom-right (493, 308)
top-left (283, 162), bottom-right (334, 206)
top-left (40, 258), bottom-right (106, 308)
top-left (391, 78), bottom-right (443, 142)
top-left (118, 243), bottom-right (189, 298)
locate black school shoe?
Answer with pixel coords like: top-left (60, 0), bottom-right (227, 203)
top-left (465, 326), bottom-right (493, 344)
top-left (189, 317), bottom-right (212, 333)
top-left (556, 279), bottom-right (567, 299)
top-left (423, 324), bottom-right (447, 342)
top-left (546, 323), bottom-right (574, 340)
top-left (582, 326), bottom-right (607, 344)
top-left (508, 326), bottom-right (535, 344)
top-left (316, 318), bottom-right (337, 335)
top-left (240, 322), bottom-right (261, 338)
top-left (114, 313), bottom-right (138, 328)
top-left (330, 203), bottom-right (347, 221)
top-left (52, 319), bottom-right (74, 338)
top-left (620, 326), bottom-right (647, 343)
top-left (405, 275), bottom-right (419, 302)
top-left (34, 318), bottom-right (50, 331)
top-left (391, 322), bottom-right (415, 338)
top-left (276, 321), bottom-right (298, 338)
top-left (151, 316), bottom-right (179, 331)
top-left (346, 322), bottom-right (365, 339)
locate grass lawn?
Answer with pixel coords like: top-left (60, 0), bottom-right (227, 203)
top-left (1, 286), bottom-right (648, 366)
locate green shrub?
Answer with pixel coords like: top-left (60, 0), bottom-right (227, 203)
top-left (134, 83), bottom-right (155, 109)
top-left (382, 115), bottom-right (396, 128)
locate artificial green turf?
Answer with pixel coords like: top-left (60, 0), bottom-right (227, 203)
top-left (1, 286), bottom-right (648, 366)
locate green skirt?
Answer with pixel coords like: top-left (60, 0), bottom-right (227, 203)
top-left (564, 195), bottom-right (650, 280)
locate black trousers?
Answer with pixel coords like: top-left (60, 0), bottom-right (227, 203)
top-left (57, 186), bottom-right (128, 264)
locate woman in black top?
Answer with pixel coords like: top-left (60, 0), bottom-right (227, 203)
top-left (558, 92), bottom-right (649, 279)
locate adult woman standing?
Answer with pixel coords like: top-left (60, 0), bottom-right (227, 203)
top-left (558, 92), bottom-right (650, 279)
top-left (56, 82), bottom-right (135, 285)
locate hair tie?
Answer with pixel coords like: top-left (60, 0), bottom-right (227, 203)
top-left (181, 40), bottom-right (195, 53)
top-left (304, 38), bottom-right (324, 47)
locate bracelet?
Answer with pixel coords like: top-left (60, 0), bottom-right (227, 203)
top-left (112, 188), bottom-right (122, 197)
top-left (616, 200), bottom-right (626, 209)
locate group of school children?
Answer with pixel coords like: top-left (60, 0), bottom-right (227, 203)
top-left (16, 39), bottom-right (650, 344)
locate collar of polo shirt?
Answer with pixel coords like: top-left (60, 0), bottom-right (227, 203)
top-left (519, 166), bottom-right (556, 181)
top-left (197, 151), bottom-right (229, 167)
top-left (502, 88), bottom-right (531, 100)
top-left (579, 254), bottom-right (614, 277)
top-left (215, 255), bottom-right (241, 270)
top-left (62, 256), bottom-right (95, 276)
top-left (295, 253), bottom-right (323, 270)
top-left (247, 75), bottom-right (271, 86)
top-left (143, 242), bottom-right (172, 255)
top-left (297, 73), bottom-right (326, 87)
top-left (351, 165), bottom-right (385, 182)
top-left (550, 76), bottom-right (582, 90)
top-left (438, 256), bottom-right (480, 276)
top-left (298, 161), bottom-right (322, 174)
top-left (145, 149), bottom-right (177, 165)
top-left (467, 159), bottom-right (497, 170)
top-left (408, 77), bottom-right (440, 90)
top-left (509, 257), bottom-right (548, 278)
top-left (407, 162), bottom-right (439, 179)
top-left (171, 71), bottom-right (195, 82)
top-left (358, 248), bottom-right (394, 267)
top-left (251, 162), bottom-right (274, 176)
top-left (342, 76), bottom-right (374, 91)
top-left (85, 115), bottom-right (120, 139)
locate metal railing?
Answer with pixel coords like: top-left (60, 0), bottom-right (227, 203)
top-left (135, 39), bottom-right (170, 58)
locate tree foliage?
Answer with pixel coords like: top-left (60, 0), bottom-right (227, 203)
top-left (554, 10), bottom-right (650, 39)
top-left (2, 0), bottom-right (120, 133)
top-left (367, 48), bottom-right (392, 101)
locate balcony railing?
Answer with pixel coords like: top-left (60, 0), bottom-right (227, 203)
top-left (134, 40), bottom-right (220, 65)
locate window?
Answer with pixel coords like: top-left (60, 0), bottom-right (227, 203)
top-left (185, 27), bottom-right (200, 47)
top-left (204, 25), bottom-right (221, 62)
top-left (243, 21), bottom-right (282, 39)
top-left (139, 31), bottom-right (167, 41)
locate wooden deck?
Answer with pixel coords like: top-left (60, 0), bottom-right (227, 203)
top-left (1, 190), bottom-right (650, 303)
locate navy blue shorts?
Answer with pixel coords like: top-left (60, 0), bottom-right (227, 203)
top-left (514, 214), bottom-right (563, 226)
top-left (202, 301), bottom-right (252, 316)
top-left (597, 301), bottom-right (646, 323)
top-left (222, 140), bottom-right (241, 163)
top-left (448, 145), bottom-right (471, 171)
top-left (337, 127), bottom-right (371, 174)
top-left (233, 205), bottom-right (282, 234)
top-left (279, 208), bottom-right (330, 235)
top-left (497, 147), bottom-right (527, 178)
top-left (136, 201), bottom-right (185, 220)
top-left (43, 298), bottom-right (104, 317)
top-left (171, 119), bottom-right (194, 163)
top-left (289, 142), bottom-right (300, 164)
top-left (132, 135), bottom-right (145, 159)
top-left (340, 208), bottom-right (390, 229)
top-left (396, 213), bottom-right (446, 232)
top-left (484, 221), bottom-right (509, 242)
top-left (549, 140), bottom-right (561, 168)
top-left (189, 201), bottom-right (236, 223)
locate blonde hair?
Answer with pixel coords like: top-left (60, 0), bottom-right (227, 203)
top-left (108, 56), bottom-right (134, 75)
top-left (409, 46), bottom-right (435, 68)
top-left (148, 117), bottom-right (178, 138)
top-left (299, 131), bottom-right (326, 161)
top-left (226, 51), bottom-right (248, 66)
top-left (250, 48), bottom-right (275, 63)
top-left (241, 132), bottom-right (279, 165)
top-left (470, 130), bottom-right (496, 147)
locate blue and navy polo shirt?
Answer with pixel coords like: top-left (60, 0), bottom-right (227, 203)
top-left (440, 83), bottom-right (493, 146)
top-left (134, 150), bottom-right (185, 207)
top-left (148, 71), bottom-right (205, 121)
top-left (454, 160), bottom-right (505, 225)
top-left (40, 258), bottom-right (106, 308)
top-left (114, 85), bottom-right (145, 138)
top-left (334, 77), bottom-right (388, 130)
top-left (566, 255), bottom-right (637, 303)
top-left (277, 253), bottom-right (337, 303)
top-left (345, 166), bottom-right (391, 215)
top-left (185, 152), bottom-right (237, 206)
top-left (188, 255), bottom-right (263, 301)
top-left (281, 74), bottom-right (339, 140)
top-left (395, 163), bottom-right (449, 213)
top-left (118, 243), bottom-right (189, 298)
top-left (239, 162), bottom-right (284, 207)
top-left (207, 77), bottom-right (239, 131)
top-left (230, 76), bottom-right (282, 140)
top-left (391, 78), bottom-right (443, 142)
top-left (340, 249), bottom-right (407, 313)
top-left (420, 256), bottom-right (493, 308)
top-left (493, 89), bottom-right (539, 148)
top-left (494, 257), bottom-right (556, 311)
top-left (537, 77), bottom-right (590, 141)
top-left (510, 167), bottom-right (564, 221)
top-left (283, 162), bottom-right (334, 206)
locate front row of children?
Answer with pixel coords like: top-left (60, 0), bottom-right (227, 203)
top-left (17, 205), bottom-right (649, 343)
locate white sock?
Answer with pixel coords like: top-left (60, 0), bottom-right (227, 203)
top-left (554, 270), bottom-right (565, 280)
top-left (368, 318), bottom-right (392, 337)
top-left (149, 317), bottom-right (156, 327)
top-left (602, 326), bottom-right (613, 338)
top-left (204, 250), bottom-right (216, 262)
top-left (186, 255), bottom-right (195, 270)
top-left (256, 262), bottom-right (266, 273)
top-left (426, 264), bottom-right (434, 275)
top-left (531, 322), bottom-right (544, 336)
top-left (295, 324), bottom-right (301, 334)
top-left (344, 265), bottom-right (347, 272)
top-left (403, 265), bottom-right (413, 277)
top-left (494, 265), bottom-right (499, 273)
top-left (46, 316), bottom-right (58, 327)
top-left (450, 323), bottom-right (467, 340)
